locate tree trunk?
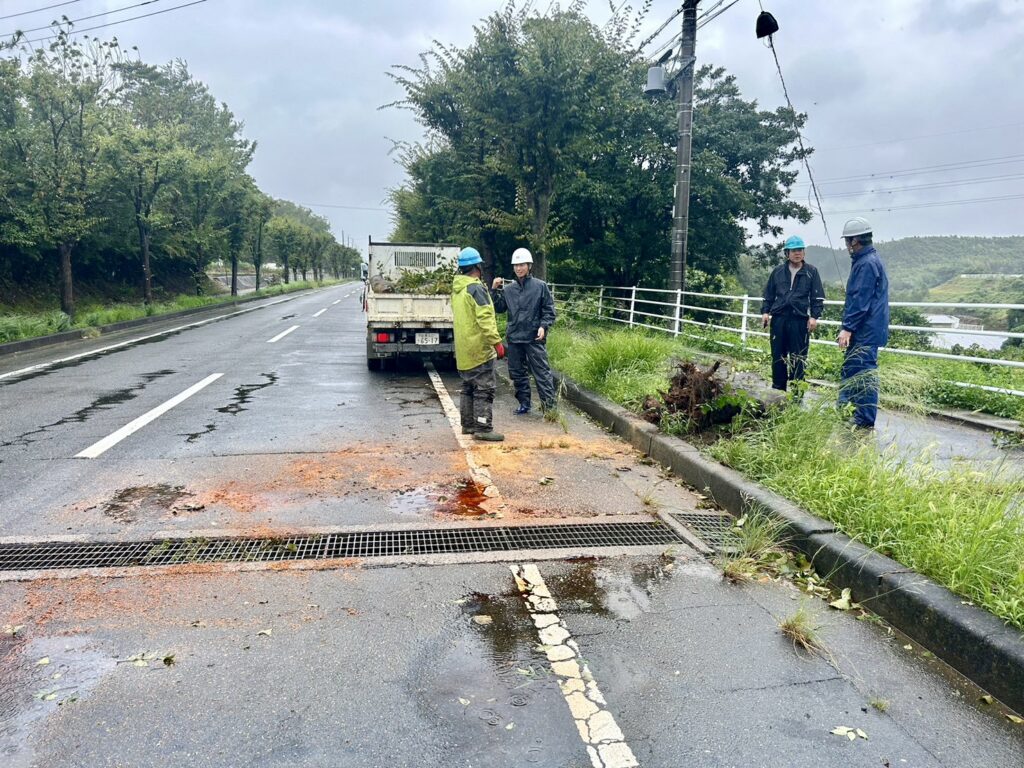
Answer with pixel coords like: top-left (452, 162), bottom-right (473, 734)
top-left (230, 254), bottom-right (239, 297)
top-left (282, 255), bottom-right (290, 284)
top-left (137, 219), bottom-right (153, 305)
top-left (527, 186), bottom-right (554, 280)
top-left (255, 263), bottom-right (262, 292)
top-left (58, 242), bottom-right (75, 318)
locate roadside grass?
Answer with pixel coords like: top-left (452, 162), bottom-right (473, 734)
top-left (0, 280), bottom-right (342, 344)
top-left (548, 321), bottom-right (1024, 630)
top-left (779, 602), bottom-right (826, 654)
top-left (709, 402), bottom-right (1024, 631)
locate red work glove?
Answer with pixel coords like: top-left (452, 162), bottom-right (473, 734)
top-left (494, 342), bottom-right (506, 359)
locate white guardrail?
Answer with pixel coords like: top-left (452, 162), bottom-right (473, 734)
top-left (550, 283), bottom-right (1024, 399)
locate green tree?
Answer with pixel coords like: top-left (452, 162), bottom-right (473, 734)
top-left (0, 34), bottom-right (121, 316)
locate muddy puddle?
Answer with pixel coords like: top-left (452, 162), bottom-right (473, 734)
top-left (543, 558), bottom-right (679, 621)
top-left (388, 479), bottom-right (492, 518)
top-left (0, 634), bottom-right (116, 767)
top-left (409, 591), bottom-right (567, 764)
top-left (88, 484), bottom-right (196, 523)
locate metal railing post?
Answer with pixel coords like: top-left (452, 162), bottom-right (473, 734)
top-left (673, 289), bottom-right (683, 336)
top-left (628, 286), bottom-right (637, 327)
top-left (740, 295), bottom-right (750, 344)
top-left (597, 286), bottom-right (604, 319)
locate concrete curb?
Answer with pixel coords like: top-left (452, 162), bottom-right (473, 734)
top-left (0, 284), bottom-right (347, 358)
top-left (554, 370), bottom-right (1024, 715)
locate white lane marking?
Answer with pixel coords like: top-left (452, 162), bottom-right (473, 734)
top-left (424, 363), bottom-right (499, 498)
top-left (267, 325), bottom-right (300, 343)
top-left (511, 564), bottom-right (639, 768)
top-left (75, 374), bottom-right (223, 459)
top-left (0, 295), bottom-right (305, 381)
top-left (332, 299), bottom-right (341, 305)
top-left (312, 307), bottom-right (328, 318)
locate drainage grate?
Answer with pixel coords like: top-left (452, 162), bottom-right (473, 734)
top-left (668, 512), bottom-right (738, 551)
top-left (0, 522), bottom-right (683, 573)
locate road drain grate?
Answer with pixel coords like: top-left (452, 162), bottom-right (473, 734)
top-left (0, 522), bottom-right (684, 572)
top-left (668, 512), bottom-right (738, 551)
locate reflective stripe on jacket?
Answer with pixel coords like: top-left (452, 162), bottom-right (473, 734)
top-left (452, 273), bottom-right (502, 371)
top-left (492, 274), bottom-right (556, 343)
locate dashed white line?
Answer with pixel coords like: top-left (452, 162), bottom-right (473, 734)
top-left (0, 294), bottom-right (303, 382)
top-left (312, 307), bottom-right (328, 318)
top-left (75, 374), bottom-right (224, 459)
top-left (424, 363), bottom-right (499, 498)
top-left (267, 325), bottom-right (300, 343)
top-left (332, 299), bottom-right (341, 305)
top-left (511, 564), bottom-right (639, 768)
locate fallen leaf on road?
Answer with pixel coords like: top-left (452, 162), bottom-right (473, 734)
top-left (36, 657), bottom-right (50, 666)
top-left (505, 722), bottom-right (515, 730)
top-left (830, 726), bottom-right (867, 741)
top-left (829, 588), bottom-right (859, 611)
top-left (979, 695), bottom-right (994, 705)
top-left (472, 615), bottom-right (493, 625)
top-left (3, 625), bottom-right (25, 636)
top-left (1007, 714), bottom-right (1023, 725)
top-left (902, 644), bottom-right (913, 650)
top-left (257, 629), bottom-right (272, 637)
top-left (458, 698), bottom-right (471, 706)
top-left (538, 476), bottom-right (555, 486)
top-left (163, 654), bottom-right (176, 667)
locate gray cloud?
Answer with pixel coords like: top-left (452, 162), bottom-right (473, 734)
top-left (25, 0), bottom-right (1022, 252)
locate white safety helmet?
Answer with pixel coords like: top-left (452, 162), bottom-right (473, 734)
top-left (842, 217), bottom-right (873, 238)
top-left (511, 247), bottom-right (534, 265)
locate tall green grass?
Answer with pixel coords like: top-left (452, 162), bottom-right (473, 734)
top-left (710, 403), bottom-right (1024, 630)
top-left (548, 327), bottom-right (678, 408)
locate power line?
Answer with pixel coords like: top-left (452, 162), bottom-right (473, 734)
top-left (643, 0), bottom-right (736, 62)
top-left (817, 171), bottom-right (1024, 200)
top-left (761, 24), bottom-right (843, 279)
top-left (824, 192), bottom-right (1024, 215)
top-left (16, 0), bottom-right (207, 44)
top-left (793, 153), bottom-right (1024, 187)
top-left (2, 0), bottom-right (164, 38)
top-left (813, 120), bottom-right (1024, 152)
top-left (0, 1), bottom-right (79, 22)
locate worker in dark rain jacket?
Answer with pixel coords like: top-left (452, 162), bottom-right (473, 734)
top-left (491, 248), bottom-right (557, 414)
top-left (452, 247), bottom-right (506, 442)
top-left (837, 217), bottom-right (889, 429)
top-left (760, 235), bottom-right (826, 391)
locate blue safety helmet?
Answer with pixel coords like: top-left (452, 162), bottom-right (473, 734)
top-left (784, 235), bottom-right (805, 251)
top-left (458, 247), bottom-right (482, 267)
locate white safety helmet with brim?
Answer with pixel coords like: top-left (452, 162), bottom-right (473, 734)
top-left (842, 217), bottom-right (872, 238)
top-left (511, 248), bottom-right (533, 265)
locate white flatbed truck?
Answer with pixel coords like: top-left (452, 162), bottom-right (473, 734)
top-left (363, 240), bottom-right (460, 370)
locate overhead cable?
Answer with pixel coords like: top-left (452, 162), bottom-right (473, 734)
top-left (0, 1), bottom-right (79, 22)
top-left (16, 0), bottom-right (207, 45)
top-left (2, 0), bottom-right (164, 38)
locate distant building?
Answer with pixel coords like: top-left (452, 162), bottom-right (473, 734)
top-left (925, 314), bottom-right (960, 329)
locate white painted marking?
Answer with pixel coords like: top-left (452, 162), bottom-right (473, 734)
top-left (332, 299), bottom-right (341, 305)
top-left (267, 325), bottom-right (300, 343)
top-left (312, 307), bottom-right (328, 318)
top-left (511, 564), bottom-right (638, 768)
top-left (75, 374), bottom-right (223, 459)
top-left (0, 295), bottom-right (301, 381)
top-left (424, 362), bottom-right (499, 498)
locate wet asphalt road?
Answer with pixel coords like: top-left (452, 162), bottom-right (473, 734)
top-left (1, 284), bottom-right (1022, 767)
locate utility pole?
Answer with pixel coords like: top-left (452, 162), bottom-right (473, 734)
top-left (670, 0), bottom-right (700, 295)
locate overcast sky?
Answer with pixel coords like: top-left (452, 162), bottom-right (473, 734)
top-left (5, 0), bottom-right (1023, 254)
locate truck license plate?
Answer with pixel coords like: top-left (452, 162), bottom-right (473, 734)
top-left (416, 332), bottom-right (439, 345)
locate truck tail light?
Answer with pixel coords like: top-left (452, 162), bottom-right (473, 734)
top-left (375, 332), bottom-right (391, 343)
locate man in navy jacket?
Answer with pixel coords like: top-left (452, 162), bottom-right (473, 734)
top-left (760, 235), bottom-right (825, 391)
top-left (491, 248), bottom-right (557, 414)
top-left (837, 217), bottom-right (889, 428)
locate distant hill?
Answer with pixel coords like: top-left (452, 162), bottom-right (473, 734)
top-left (804, 236), bottom-right (1024, 298)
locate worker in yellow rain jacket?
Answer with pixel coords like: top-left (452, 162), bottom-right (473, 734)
top-left (452, 247), bottom-right (506, 441)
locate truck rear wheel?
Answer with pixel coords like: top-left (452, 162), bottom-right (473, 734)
top-left (367, 357), bottom-right (382, 371)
